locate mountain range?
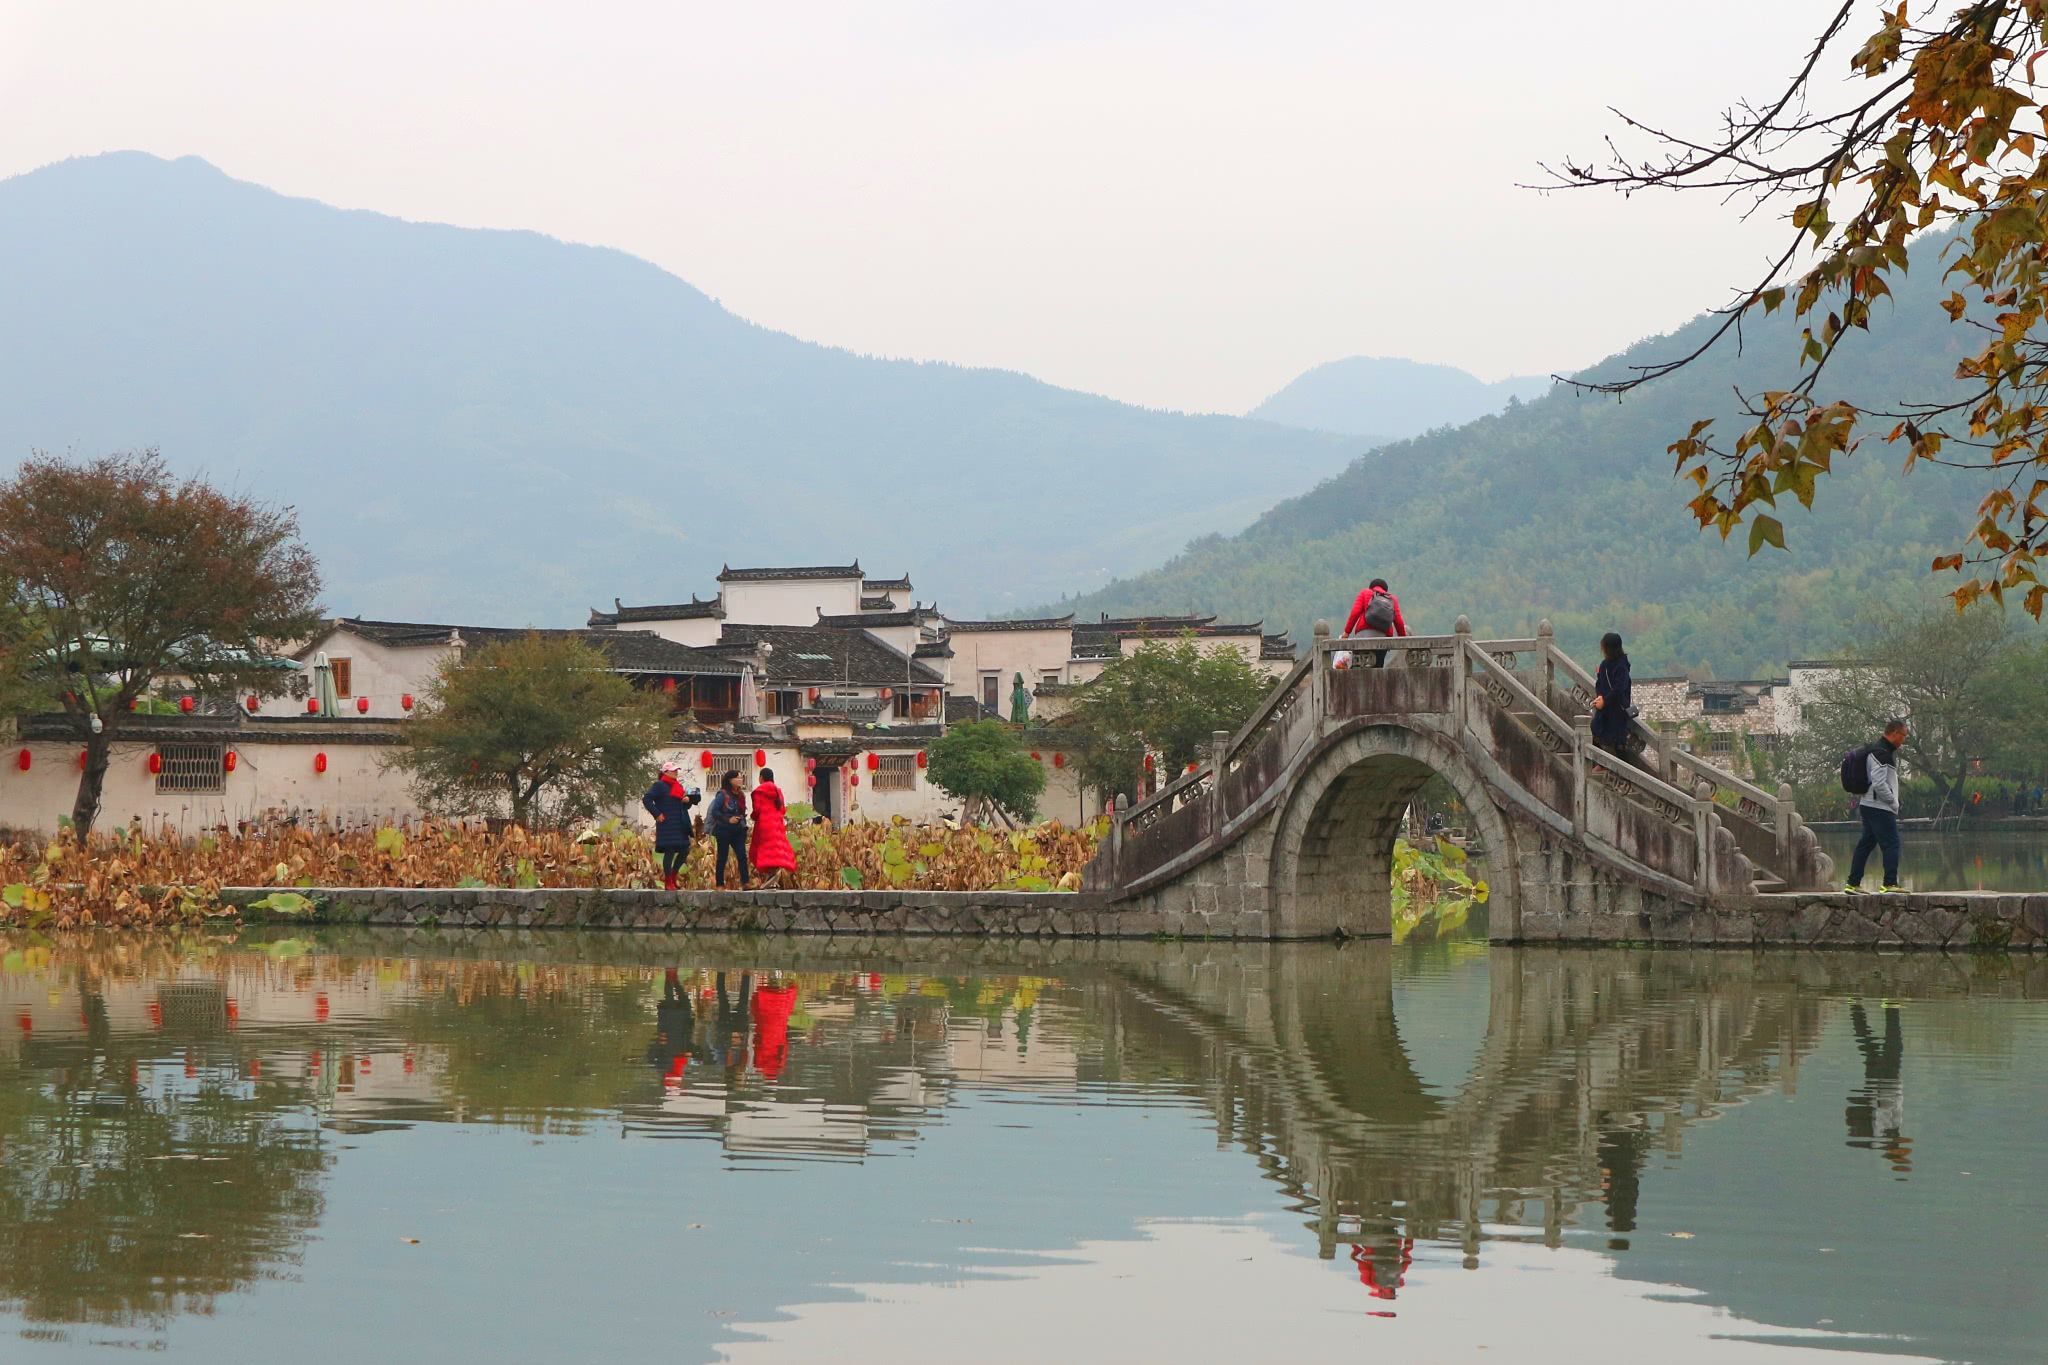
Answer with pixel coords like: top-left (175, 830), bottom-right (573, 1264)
top-left (0, 152), bottom-right (1452, 624)
top-left (1247, 357), bottom-right (1551, 439)
top-left (1047, 229), bottom-right (2005, 677)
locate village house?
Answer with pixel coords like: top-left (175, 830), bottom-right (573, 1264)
top-left (0, 560), bottom-right (1296, 836)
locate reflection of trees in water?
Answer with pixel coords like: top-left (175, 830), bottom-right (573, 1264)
top-left (0, 1042), bottom-right (327, 1330)
top-left (4, 931), bottom-right (2042, 1333)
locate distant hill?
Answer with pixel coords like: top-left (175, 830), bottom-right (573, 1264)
top-left (1249, 357), bottom-right (1551, 439)
top-left (1049, 232), bottom-right (2000, 678)
top-left (0, 153), bottom-right (1366, 623)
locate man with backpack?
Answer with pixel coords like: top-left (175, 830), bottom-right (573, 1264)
top-left (1842, 718), bottom-right (1910, 894)
top-left (1343, 577), bottom-right (1408, 667)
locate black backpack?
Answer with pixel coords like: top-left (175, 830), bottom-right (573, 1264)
top-left (1839, 743), bottom-right (1873, 795)
top-left (1362, 590), bottom-right (1397, 633)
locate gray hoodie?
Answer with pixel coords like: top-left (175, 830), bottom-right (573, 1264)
top-left (1861, 742), bottom-right (1901, 814)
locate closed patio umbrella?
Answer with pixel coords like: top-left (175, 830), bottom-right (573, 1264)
top-left (312, 651), bottom-right (340, 717)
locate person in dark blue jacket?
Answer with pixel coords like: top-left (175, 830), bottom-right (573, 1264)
top-left (641, 760), bottom-right (701, 890)
top-left (1591, 631), bottom-right (1633, 761)
top-left (707, 769), bottom-right (751, 889)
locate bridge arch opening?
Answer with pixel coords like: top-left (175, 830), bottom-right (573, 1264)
top-left (1268, 724), bottom-right (1520, 940)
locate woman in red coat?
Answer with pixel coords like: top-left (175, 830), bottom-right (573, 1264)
top-left (749, 767), bottom-right (798, 886)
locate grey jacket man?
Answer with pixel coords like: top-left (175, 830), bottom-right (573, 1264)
top-left (1861, 742), bottom-right (1902, 813)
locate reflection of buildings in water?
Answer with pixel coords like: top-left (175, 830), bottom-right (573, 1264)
top-left (2, 935), bottom-right (2033, 1343)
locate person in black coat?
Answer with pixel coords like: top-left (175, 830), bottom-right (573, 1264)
top-left (641, 760), bottom-right (702, 890)
top-left (1591, 631), bottom-right (1633, 761)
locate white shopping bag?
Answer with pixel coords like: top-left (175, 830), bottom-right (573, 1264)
top-left (1332, 650), bottom-right (1353, 670)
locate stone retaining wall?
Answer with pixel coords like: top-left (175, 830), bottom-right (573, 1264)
top-left (215, 885), bottom-right (2045, 948)
top-left (1518, 890), bottom-right (2046, 949)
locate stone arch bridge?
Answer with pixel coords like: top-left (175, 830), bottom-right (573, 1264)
top-left (1082, 621), bottom-right (1834, 941)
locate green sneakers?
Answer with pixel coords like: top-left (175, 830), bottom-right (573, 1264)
top-left (1842, 883), bottom-right (1864, 895)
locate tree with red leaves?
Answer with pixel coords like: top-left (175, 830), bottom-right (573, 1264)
top-left (0, 450), bottom-right (324, 834)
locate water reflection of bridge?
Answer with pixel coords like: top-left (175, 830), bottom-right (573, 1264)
top-left (3, 931), bottom-right (2042, 1338)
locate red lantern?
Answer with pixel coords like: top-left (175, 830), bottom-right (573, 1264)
top-left (699, 750), bottom-right (714, 769)
top-left (880, 687), bottom-right (893, 701)
top-left (804, 756), bottom-right (816, 771)
top-left (916, 750), bottom-right (927, 768)
top-left (245, 695), bottom-right (260, 713)
top-left (401, 693), bottom-right (414, 711)
top-left (1053, 752), bottom-right (1066, 769)
top-left (850, 772), bottom-right (860, 787)
top-left (663, 677), bottom-right (678, 693)
top-left (1030, 751), bottom-right (1041, 761)
top-left (128, 698), bottom-right (139, 711)
top-left (354, 696), bottom-right (368, 713)
top-left (77, 749), bottom-right (87, 771)
top-left (147, 752), bottom-right (163, 775)
top-left (1143, 753), bottom-right (1155, 772)
top-left (754, 748), bottom-right (766, 767)
top-left (178, 696), bottom-right (195, 713)
top-left (14, 749), bottom-right (28, 772)
top-left (807, 687), bottom-right (820, 703)
top-left (224, 750), bottom-right (238, 774)
top-left (313, 752), bottom-right (328, 774)
top-left (1187, 761), bottom-right (1198, 773)
top-left (865, 752), bottom-right (879, 771)
top-left (307, 697), bottom-right (320, 714)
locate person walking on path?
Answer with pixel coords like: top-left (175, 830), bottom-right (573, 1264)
top-left (641, 760), bottom-right (701, 891)
top-left (708, 769), bottom-right (752, 889)
top-left (749, 766), bottom-right (799, 887)
top-left (1844, 718), bottom-right (1910, 894)
top-left (1342, 577), bottom-right (1408, 667)
top-left (1590, 632), bottom-right (1633, 763)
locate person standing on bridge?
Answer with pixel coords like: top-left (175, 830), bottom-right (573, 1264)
top-left (1590, 632), bottom-right (1633, 764)
top-left (1343, 577), bottom-right (1408, 667)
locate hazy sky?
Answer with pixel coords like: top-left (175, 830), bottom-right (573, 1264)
top-left (3, 2), bottom-right (1839, 413)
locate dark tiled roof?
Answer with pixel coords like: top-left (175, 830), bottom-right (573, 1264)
top-left (945, 695), bottom-right (988, 724)
top-left (19, 713), bottom-right (409, 746)
top-left (859, 596), bottom-right (894, 611)
top-left (588, 595), bottom-right (724, 627)
top-left (324, 618), bottom-right (741, 675)
top-left (913, 640), bottom-right (954, 659)
top-left (713, 623), bottom-right (944, 686)
top-left (862, 576), bottom-right (912, 591)
top-left (1092, 613), bottom-right (1214, 630)
top-left (817, 609), bottom-right (923, 629)
top-left (717, 563), bottom-right (862, 583)
top-left (942, 615), bottom-right (1075, 632)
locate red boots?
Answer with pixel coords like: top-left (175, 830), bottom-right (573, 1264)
top-left (663, 872), bottom-right (678, 891)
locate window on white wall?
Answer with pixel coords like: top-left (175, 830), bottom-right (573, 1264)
top-left (712, 755), bottom-right (754, 788)
top-left (980, 673), bottom-right (999, 709)
top-left (331, 658), bottom-right (353, 697)
top-left (157, 742), bottom-right (226, 794)
top-left (875, 754), bottom-right (916, 792)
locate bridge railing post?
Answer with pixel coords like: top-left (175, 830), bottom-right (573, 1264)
top-left (1210, 729), bottom-right (1231, 830)
top-left (1537, 618), bottom-right (1554, 712)
top-left (1571, 712), bottom-right (1591, 838)
top-left (1692, 797), bottom-right (1713, 895)
top-left (1310, 619), bottom-right (1330, 723)
top-left (1111, 792), bottom-right (1128, 880)
top-left (1453, 615), bottom-right (1471, 735)
top-left (1775, 781), bottom-right (1795, 869)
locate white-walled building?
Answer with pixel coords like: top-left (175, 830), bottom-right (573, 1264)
top-left (0, 561), bottom-right (1293, 836)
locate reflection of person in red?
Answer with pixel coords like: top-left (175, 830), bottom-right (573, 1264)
top-left (1348, 1238), bottom-right (1415, 1300)
top-left (752, 978), bottom-right (799, 1081)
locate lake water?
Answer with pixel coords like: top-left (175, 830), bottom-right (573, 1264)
top-left (1810, 826), bottom-right (2048, 892)
top-left (2, 931), bottom-right (2042, 1364)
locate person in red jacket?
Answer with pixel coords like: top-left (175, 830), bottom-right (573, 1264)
top-left (1343, 578), bottom-right (1408, 667)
